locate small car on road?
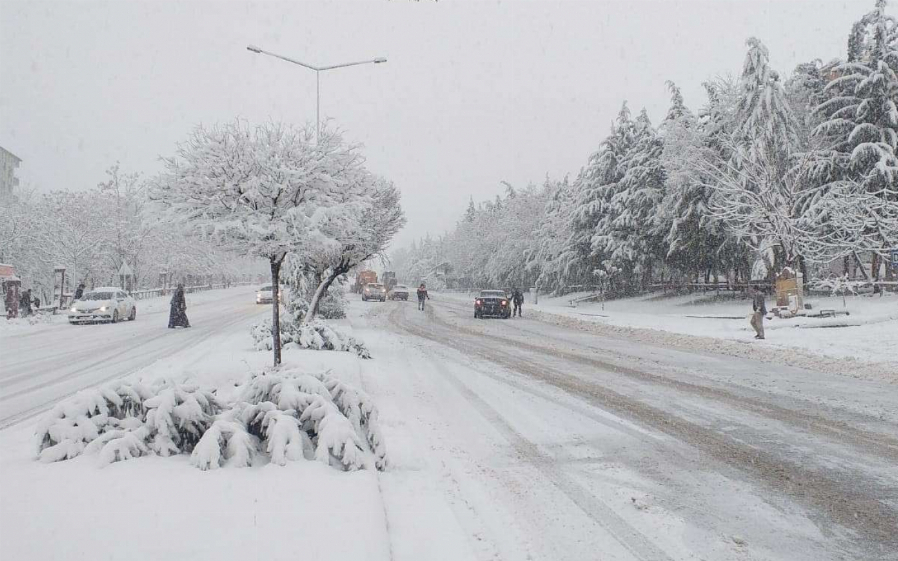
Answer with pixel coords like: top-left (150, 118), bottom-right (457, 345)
top-left (388, 284), bottom-right (410, 301)
top-left (256, 285), bottom-right (287, 304)
top-left (474, 289), bottom-right (511, 319)
top-left (69, 287), bottom-right (136, 324)
top-left (362, 283), bottom-right (387, 302)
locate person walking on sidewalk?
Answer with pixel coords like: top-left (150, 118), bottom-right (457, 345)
top-left (416, 283), bottom-right (429, 311)
top-left (168, 283), bottom-right (191, 328)
top-left (750, 286), bottom-right (766, 340)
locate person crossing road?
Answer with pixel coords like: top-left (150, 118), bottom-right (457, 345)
top-left (512, 288), bottom-right (524, 317)
top-left (416, 283), bottom-right (429, 311)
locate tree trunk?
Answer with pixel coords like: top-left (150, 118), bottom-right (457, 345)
top-left (270, 257), bottom-right (284, 367)
top-left (871, 253), bottom-right (880, 281)
top-left (304, 266), bottom-right (346, 324)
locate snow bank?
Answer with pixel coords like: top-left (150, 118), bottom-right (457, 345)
top-left (35, 367), bottom-right (387, 472)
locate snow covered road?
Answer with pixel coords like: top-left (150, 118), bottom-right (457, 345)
top-left (0, 286), bottom-right (269, 428)
top-left (358, 297), bottom-right (898, 561)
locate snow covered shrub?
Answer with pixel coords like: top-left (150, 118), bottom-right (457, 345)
top-left (228, 368), bottom-right (386, 471)
top-left (287, 290), bottom-right (347, 321)
top-left (250, 318), bottom-right (371, 359)
top-left (34, 380), bottom-right (220, 465)
top-left (35, 368), bottom-right (387, 472)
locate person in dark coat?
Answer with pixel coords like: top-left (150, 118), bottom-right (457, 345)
top-left (168, 284), bottom-right (190, 328)
top-left (73, 283), bottom-right (85, 301)
top-left (512, 288), bottom-right (524, 317)
top-left (750, 286), bottom-right (766, 340)
top-left (19, 289), bottom-right (33, 317)
top-left (416, 283), bottom-right (429, 311)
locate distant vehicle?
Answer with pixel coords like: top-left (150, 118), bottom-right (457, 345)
top-left (354, 270), bottom-right (378, 293)
top-left (256, 285), bottom-right (286, 304)
top-left (388, 284), bottom-right (409, 301)
top-left (69, 287), bottom-right (136, 324)
top-left (362, 283), bottom-right (387, 302)
top-left (474, 289), bottom-right (511, 319)
top-left (382, 271), bottom-right (397, 292)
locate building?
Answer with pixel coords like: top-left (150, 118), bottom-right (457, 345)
top-left (0, 146), bottom-right (22, 199)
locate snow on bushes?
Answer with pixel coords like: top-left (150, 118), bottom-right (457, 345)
top-left (251, 317), bottom-right (371, 359)
top-left (34, 368), bottom-right (387, 472)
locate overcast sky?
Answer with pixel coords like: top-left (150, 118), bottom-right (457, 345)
top-left (0, 0), bottom-right (886, 248)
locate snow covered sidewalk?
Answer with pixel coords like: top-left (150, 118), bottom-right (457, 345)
top-left (438, 291), bottom-right (898, 383)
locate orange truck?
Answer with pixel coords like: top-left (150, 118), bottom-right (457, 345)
top-left (354, 270), bottom-right (378, 293)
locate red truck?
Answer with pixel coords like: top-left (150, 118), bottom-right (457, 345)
top-left (354, 270), bottom-right (378, 293)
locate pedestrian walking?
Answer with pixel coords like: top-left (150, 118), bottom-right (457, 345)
top-left (750, 286), bottom-right (766, 340)
top-left (5, 285), bottom-right (19, 319)
top-left (168, 283), bottom-right (191, 328)
top-left (512, 288), bottom-right (524, 317)
top-left (416, 283), bottom-right (429, 311)
top-left (74, 283), bottom-right (85, 301)
top-left (19, 289), bottom-right (33, 317)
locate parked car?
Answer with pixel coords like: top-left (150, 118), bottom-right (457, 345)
top-left (362, 283), bottom-right (387, 302)
top-left (474, 289), bottom-right (511, 319)
top-left (69, 287), bottom-right (136, 324)
top-left (256, 285), bottom-right (286, 304)
top-left (388, 284), bottom-right (410, 301)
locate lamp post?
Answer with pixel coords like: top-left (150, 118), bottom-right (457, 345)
top-left (246, 45), bottom-right (387, 141)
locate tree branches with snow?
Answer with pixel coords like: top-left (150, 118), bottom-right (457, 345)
top-left (150, 121), bottom-right (369, 365)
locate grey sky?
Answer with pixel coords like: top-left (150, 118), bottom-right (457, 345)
top-left (0, 0), bottom-right (880, 248)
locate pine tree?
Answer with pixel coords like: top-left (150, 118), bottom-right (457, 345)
top-left (570, 102), bottom-right (637, 292)
top-left (810, 0), bottom-right (898, 264)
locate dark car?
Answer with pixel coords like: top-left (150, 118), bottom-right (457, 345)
top-left (474, 289), bottom-right (511, 319)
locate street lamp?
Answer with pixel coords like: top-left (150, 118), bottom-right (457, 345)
top-left (246, 44), bottom-right (387, 140)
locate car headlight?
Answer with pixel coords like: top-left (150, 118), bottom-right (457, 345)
top-left (70, 307), bottom-right (77, 313)
top-left (100, 306), bottom-right (107, 311)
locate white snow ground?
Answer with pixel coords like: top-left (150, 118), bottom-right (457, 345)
top-left (1, 288), bottom-right (897, 560)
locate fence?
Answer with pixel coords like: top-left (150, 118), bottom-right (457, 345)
top-left (55, 281), bottom-right (256, 309)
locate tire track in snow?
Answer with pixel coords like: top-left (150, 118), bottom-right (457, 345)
top-left (435, 298), bottom-right (898, 460)
top-left (389, 302), bottom-right (898, 555)
top-left (0, 308), bottom-right (262, 429)
top-left (416, 333), bottom-right (677, 561)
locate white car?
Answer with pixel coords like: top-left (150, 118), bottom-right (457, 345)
top-left (362, 283), bottom-right (387, 302)
top-left (256, 285), bottom-right (287, 304)
top-left (69, 287), bottom-right (137, 324)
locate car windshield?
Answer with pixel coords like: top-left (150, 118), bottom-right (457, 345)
top-left (369, 284), bottom-right (384, 289)
top-left (394, 286), bottom-right (408, 291)
top-left (259, 286), bottom-right (272, 292)
top-left (480, 291), bottom-right (506, 298)
top-left (82, 291), bottom-right (113, 301)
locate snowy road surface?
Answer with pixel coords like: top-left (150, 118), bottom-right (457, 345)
top-left (1, 288), bottom-right (897, 561)
top-left (0, 287), bottom-right (268, 428)
top-left (359, 296), bottom-right (898, 561)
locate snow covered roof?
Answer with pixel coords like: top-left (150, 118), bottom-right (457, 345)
top-left (91, 286), bottom-right (124, 292)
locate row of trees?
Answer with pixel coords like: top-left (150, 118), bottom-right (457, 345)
top-left (394, 1), bottom-right (897, 295)
top-left (0, 164), bottom-right (261, 304)
top-left (150, 121), bottom-right (405, 365)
